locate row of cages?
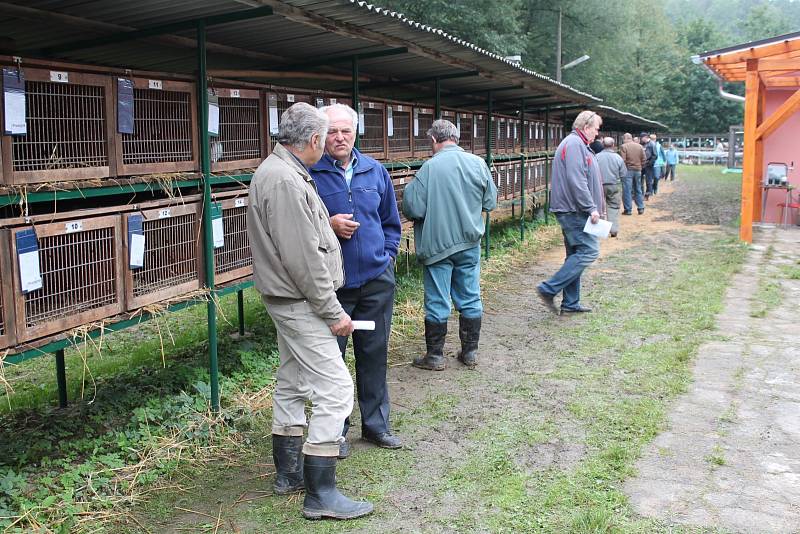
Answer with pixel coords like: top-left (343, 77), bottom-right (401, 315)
top-left (0, 60), bottom-right (566, 186)
top-left (0, 189), bottom-right (252, 352)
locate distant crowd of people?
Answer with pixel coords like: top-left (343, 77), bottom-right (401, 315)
top-left (248, 104), bottom-right (677, 521)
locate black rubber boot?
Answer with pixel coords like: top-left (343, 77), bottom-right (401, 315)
top-left (457, 316), bottom-right (481, 368)
top-left (302, 455), bottom-right (374, 520)
top-left (412, 320), bottom-right (447, 371)
top-left (272, 435), bottom-right (304, 495)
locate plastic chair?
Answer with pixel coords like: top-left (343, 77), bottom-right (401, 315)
top-left (777, 189), bottom-right (800, 228)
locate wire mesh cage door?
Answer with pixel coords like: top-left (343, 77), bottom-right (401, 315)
top-left (1, 67), bottom-right (114, 184)
top-left (123, 201), bottom-right (202, 311)
top-left (499, 163), bottom-right (510, 199)
top-left (0, 231), bottom-right (17, 350)
top-left (210, 88), bottom-right (265, 172)
top-left (412, 107), bottom-right (433, 158)
top-left (387, 104), bottom-right (412, 160)
top-left (511, 119), bottom-right (521, 153)
top-left (212, 191), bottom-right (252, 285)
top-left (473, 114), bottom-right (486, 155)
top-left (459, 113), bottom-right (473, 153)
top-left (10, 215), bottom-right (124, 343)
top-left (115, 77), bottom-right (198, 177)
top-left (266, 92), bottom-right (312, 154)
top-left (359, 101), bottom-right (386, 160)
top-left (390, 169), bottom-right (413, 228)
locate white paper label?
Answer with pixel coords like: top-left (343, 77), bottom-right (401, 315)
top-left (352, 320), bottom-right (375, 331)
top-left (212, 217), bottom-right (225, 248)
top-left (456, 114), bottom-right (461, 131)
top-left (50, 71), bottom-right (69, 83)
top-left (399, 177), bottom-right (405, 184)
top-left (65, 221), bottom-right (83, 233)
top-left (234, 198), bottom-right (245, 208)
top-left (474, 120), bottom-right (478, 138)
top-left (269, 103), bottom-right (279, 135)
top-left (208, 103), bottom-right (220, 136)
top-left (230, 89), bottom-right (240, 98)
top-left (287, 94), bottom-right (295, 103)
top-left (330, 98), bottom-right (337, 104)
top-left (18, 250), bottom-right (42, 293)
top-left (507, 121), bottom-right (511, 137)
top-left (158, 209), bottom-right (171, 219)
top-left (387, 106), bottom-right (393, 137)
top-left (514, 123), bottom-right (517, 138)
top-left (148, 79), bottom-right (163, 90)
top-left (368, 102), bottom-right (375, 109)
top-left (130, 233), bottom-right (145, 268)
top-left (4, 91), bottom-right (26, 135)
top-left (358, 107), bottom-right (365, 135)
top-left (397, 105), bottom-right (403, 112)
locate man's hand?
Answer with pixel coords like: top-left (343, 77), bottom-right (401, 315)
top-left (330, 213), bottom-right (360, 239)
top-left (590, 210), bottom-right (600, 224)
top-left (329, 313), bottom-right (354, 336)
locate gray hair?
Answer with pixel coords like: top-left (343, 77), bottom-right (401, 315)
top-left (623, 133), bottom-right (632, 142)
top-left (319, 102), bottom-right (359, 129)
top-left (603, 136), bottom-right (615, 148)
top-left (277, 102), bottom-right (329, 149)
top-left (428, 119), bottom-right (460, 143)
top-left (572, 110), bottom-right (601, 131)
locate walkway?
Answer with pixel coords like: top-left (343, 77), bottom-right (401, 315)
top-left (626, 226), bottom-right (800, 532)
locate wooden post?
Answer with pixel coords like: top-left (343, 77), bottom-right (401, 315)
top-left (741, 59), bottom-right (764, 243)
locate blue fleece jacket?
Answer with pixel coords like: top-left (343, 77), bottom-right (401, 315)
top-left (310, 149), bottom-right (401, 289)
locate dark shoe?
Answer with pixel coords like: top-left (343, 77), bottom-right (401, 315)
top-left (362, 431), bottom-right (402, 449)
top-left (536, 285), bottom-right (559, 315)
top-left (644, 194), bottom-right (650, 200)
top-left (412, 321), bottom-right (447, 370)
top-left (457, 315), bottom-right (481, 368)
top-left (302, 455), bottom-right (373, 520)
top-left (337, 438), bottom-right (350, 460)
top-left (610, 231), bottom-right (618, 238)
top-left (638, 209), bottom-right (645, 215)
top-left (272, 434), bottom-right (304, 495)
top-left (560, 305), bottom-right (592, 314)
top-left (622, 211), bottom-right (632, 216)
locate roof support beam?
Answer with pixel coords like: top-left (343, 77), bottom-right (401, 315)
top-left (38, 6), bottom-right (274, 55)
top-left (754, 86), bottom-right (800, 141)
top-left (740, 59), bottom-right (765, 243)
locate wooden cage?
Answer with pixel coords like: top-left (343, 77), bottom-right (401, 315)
top-left (266, 91), bottom-right (312, 153)
top-left (359, 101), bottom-right (386, 160)
top-left (473, 114), bottom-right (487, 155)
top-left (412, 106), bottom-right (433, 158)
top-left (386, 104), bottom-right (412, 160)
top-left (1, 67), bottom-right (114, 184)
top-left (115, 77), bottom-right (198, 177)
top-left (9, 215), bottom-right (124, 343)
top-left (210, 87), bottom-right (265, 172)
top-left (122, 200), bottom-right (202, 311)
top-left (389, 169), bottom-right (413, 227)
top-left (211, 189), bottom-right (252, 285)
top-left (457, 112), bottom-right (473, 153)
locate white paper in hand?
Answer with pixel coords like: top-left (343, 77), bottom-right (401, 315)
top-left (352, 320), bottom-right (375, 331)
top-left (583, 216), bottom-right (612, 239)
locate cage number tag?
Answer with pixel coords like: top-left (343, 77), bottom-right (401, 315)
top-left (230, 89), bottom-right (240, 98)
top-left (268, 94), bottom-right (279, 135)
top-left (287, 94), bottom-right (295, 102)
top-left (3, 67), bottom-right (26, 135)
top-left (368, 102), bottom-right (375, 109)
top-left (148, 79), bottom-right (163, 90)
top-left (234, 198), bottom-right (245, 208)
top-left (413, 108), bottom-right (419, 137)
top-left (474, 119), bottom-right (478, 138)
top-left (158, 209), bottom-right (171, 219)
top-left (65, 221), bottom-right (83, 233)
top-left (129, 233), bottom-right (145, 268)
top-left (399, 177), bottom-right (405, 185)
top-left (50, 71), bottom-right (69, 83)
top-left (16, 228), bottom-right (42, 294)
top-left (330, 98), bottom-right (337, 104)
top-left (211, 203), bottom-right (224, 249)
top-left (358, 104), bottom-right (365, 135)
top-left (387, 106), bottom-right (393, 137)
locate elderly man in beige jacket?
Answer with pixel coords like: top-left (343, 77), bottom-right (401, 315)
top-left (247, 102), bottom-right (372, 521)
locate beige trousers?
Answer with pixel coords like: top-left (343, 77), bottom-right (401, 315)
top-left (265, 299), bottom-right (353, 457)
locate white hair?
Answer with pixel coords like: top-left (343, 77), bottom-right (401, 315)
top-left (428, 119), bottom-right (460, 143)
top-left (319, 103), bottom-right (359, 129)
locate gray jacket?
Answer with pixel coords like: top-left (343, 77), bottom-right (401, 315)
top-left (247, 143), bottom-right (345, 325)
top-left (549, 130), bottom-right (605, 215)
top-left (596, 149), bottom-right (627, 185)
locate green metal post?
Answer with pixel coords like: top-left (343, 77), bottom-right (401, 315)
top-left (520, 98), bottom-right (526, 241)
top-left (545, 106), bottom-right (550, 224)
top-left (55, 349), bottom-right (67, 408)
top-left (237, 290), bottom-right (245, 337)
top-left (434, 77), bottom-right (441, 119)
top-left (197, 21), bottom-right (220, 413)
top-left (352, 56), bottom-right (360, 150)
top-left (484, 91), bottom-right (493, 259)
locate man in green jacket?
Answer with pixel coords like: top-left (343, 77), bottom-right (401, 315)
top-left (402, 119), bottom-right (497, 370)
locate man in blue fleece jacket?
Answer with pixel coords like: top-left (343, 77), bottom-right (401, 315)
top-left (402, 119), bottom-right (497, 371)
top-left (537, 110), bottom-right (605, 315)
top-left (311, 104), bottom-right (403, 455)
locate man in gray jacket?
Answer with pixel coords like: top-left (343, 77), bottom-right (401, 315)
top-left (247, 102), bottom-right (372, 520)
top-left (536, 110), bottom-right (605, 315)
top-left (596, 137), bottom-right (626, 237)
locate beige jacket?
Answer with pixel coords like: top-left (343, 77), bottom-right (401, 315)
top-left (247, 143), bottom-right (345, 325)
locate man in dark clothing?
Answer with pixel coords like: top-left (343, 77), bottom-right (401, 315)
top-left (641, 133), bottom-right (657, 200)
top-left (536, 110), bottom-right (605, 315)
top-left (311, 104), bottom-right (403, 457)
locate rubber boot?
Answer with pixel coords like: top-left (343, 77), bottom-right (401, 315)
top-left (302, 455), bottom-right (374, 520)
top-left (457, 316), bottom-right (481, 368)
top-left (412, 320), bottom-right (447, 371)
top-left (272, 434), bottom-right (304, 495)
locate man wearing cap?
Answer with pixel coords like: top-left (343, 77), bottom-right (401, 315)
top-left (641, 133), bottom-right (657, 200)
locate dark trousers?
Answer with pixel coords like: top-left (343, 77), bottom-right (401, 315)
top-left (336, 264), bottom-right (395, 437)
top-left (643, 166), bottom-right (655, 196)
top-left (664, 164), bottom-right (676, 181)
